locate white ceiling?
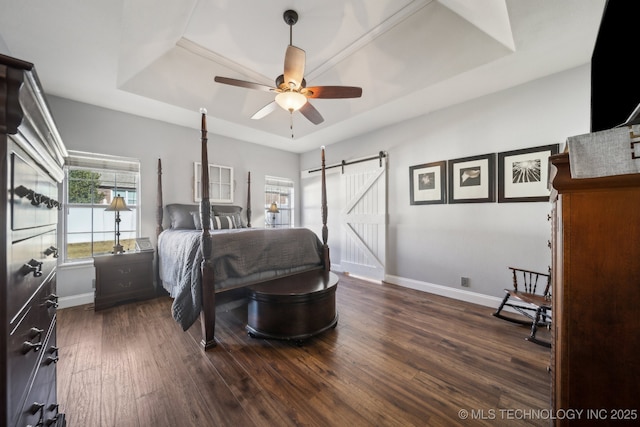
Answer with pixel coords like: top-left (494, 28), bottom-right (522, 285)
top-left (1, 0), bottom-right (606, 153)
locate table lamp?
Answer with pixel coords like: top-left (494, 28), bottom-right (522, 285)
top-left (268, 202), bottom-right (279, 228)
top-left (105, 195), bottom-right (131, 254)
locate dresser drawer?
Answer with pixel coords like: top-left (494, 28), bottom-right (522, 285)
top-left (7, 274), bottom-right (57, 423)
top-left (14, 319), bottom-right (60, 427)
top-left (11, 151), bottom-right (60, 231)
top-left (9, 228), bottom-right (58, 318)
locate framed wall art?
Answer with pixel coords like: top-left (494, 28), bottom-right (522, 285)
top-left (194, 162), bottom-right (234, 203)
top-left (497, 144), bottom-right (559, 202)
top-left (448, 153), bottom-right (496, 203)
top-left (409, 161), bottom-right (447, 205)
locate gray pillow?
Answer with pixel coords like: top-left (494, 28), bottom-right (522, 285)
top-left (166, 204), bottom-right (198, 229)
top-left (190, 211), bottom-right (202, 229)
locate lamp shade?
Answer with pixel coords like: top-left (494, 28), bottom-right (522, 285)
top-left (275, 91), bottom-right (307, 112)
top-left (105, 195), bottom-right (131, 212)
top-left (269, 202), bottom-right (280, 213)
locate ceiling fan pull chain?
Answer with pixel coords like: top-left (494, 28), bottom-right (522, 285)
top-left (290, 112), bottom-right (294, 138)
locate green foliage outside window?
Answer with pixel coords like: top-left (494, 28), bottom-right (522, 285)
top-left (68, 170), bottom-right (106, 204)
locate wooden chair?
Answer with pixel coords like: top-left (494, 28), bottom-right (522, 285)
top-left (492, 267), bottom-right (552, 347)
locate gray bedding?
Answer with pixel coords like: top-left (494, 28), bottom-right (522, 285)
top-left (158, 227), bottom-right (324, 330)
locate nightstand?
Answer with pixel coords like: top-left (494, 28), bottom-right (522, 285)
top-left (94, 251), bottom-right (156, 310)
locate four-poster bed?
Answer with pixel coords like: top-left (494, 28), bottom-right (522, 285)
top-left (156, 110), bottom-right (333, 349)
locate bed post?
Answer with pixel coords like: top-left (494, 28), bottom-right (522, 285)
top-left (246, 171), bottom-right (252, 228)
top-left (321, 146), bottom-right (330, 271)
top-left (199, 108), bottom-right (216, 349)
top-left (156, 158), bottom-right (164, 289)
top-left (156, 158), bottom-right (163, 237)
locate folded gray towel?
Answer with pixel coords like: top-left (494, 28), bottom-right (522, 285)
top-left (567, 125), bottom-right (640, 178)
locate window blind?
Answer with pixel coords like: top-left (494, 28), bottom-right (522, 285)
top-left (66, 150), bottom-right (140, 172)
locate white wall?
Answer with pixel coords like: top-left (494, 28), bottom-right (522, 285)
top-left (300, 65), bottom-right (591, 305)
top-left (49, 97), bottom-right (300, 306)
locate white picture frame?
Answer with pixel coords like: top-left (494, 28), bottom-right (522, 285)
top-left (135, 237), bottom-right (154, 252)
top-left (194, 163), bottom-right (234, 203)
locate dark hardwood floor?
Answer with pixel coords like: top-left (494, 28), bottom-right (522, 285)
top-left (57, 273), bottom-right (551, 426)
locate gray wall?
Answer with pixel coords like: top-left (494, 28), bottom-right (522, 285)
top-left (54, 64), bottom-right (591, 308)
top-left (300, 65), bottom-right (591, 303)
top-left (50, 97), bottom-right (300, 305)
top-left (0, 35), bottom-right (10, 55)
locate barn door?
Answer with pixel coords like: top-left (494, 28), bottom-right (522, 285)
top-left (340, 156), bottom-right (387, 281)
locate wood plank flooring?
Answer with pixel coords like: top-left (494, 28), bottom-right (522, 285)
top-left (57, 273), bottom-right (551, 426)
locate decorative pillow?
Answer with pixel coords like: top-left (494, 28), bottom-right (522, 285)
top-left (166, 204), bottom-right (198, 229)
top-left (217, 212), bottom-right (243, 228)
top-left (211, 215), bottom-right (236, 230)
top-left (213, 205), bottom-right (244, 228)
top-left (190, 211), bottom-right (202, 229)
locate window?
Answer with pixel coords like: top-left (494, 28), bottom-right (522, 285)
top-left (265, 176), bottom-right (294, 228)
top-left (194, 163), bottom-right (233, 203)
top-left (63, 151), bottom-right (140, 262)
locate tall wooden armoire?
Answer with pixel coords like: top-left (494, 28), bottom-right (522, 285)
top-left (550, 152), bottom-right (640, 425)
top-left (1, 54), bottom-right (67, 426)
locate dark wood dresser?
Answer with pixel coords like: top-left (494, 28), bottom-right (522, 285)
top-left (1, 54), bottom-right (67, 426)
top-left (94, 251), bottom-right (155, 310)
top-left (550, 152), bottom-right (640, 425)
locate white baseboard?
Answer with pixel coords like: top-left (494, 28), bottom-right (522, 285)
top-left (57, 272), bottom-right (509, 314)
top-left (58, 292), bottom-right (94, 309)
top-left (384, 274), bottom-right (505, 309)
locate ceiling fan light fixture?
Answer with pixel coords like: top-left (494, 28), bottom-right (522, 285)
top-left (275, 91), bottom-right (307, 112)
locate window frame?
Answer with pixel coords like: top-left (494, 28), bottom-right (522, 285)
top-left (62, 151), bottom-right (141, 264)
top-left (264, 175), bottom-right (294, 228)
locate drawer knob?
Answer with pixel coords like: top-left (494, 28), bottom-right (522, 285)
top-left (30, 402), bottom-right (45, 415)
top-left (22, 340), bottom-right (43, 354)
top-left (47, 346), bottom-right (60, 364)
top-left (45, 404), bottom-right (62, 426)
top-left (29, 327), bottom-right (44, 339)
top-left (45, 355), bottom-right (59, 365)
top-left (22, 259), bottom-right (43, 277)
top-left (45, 299), bottom-right (59, 309)
top-left (44, 246), bottom-right (59, 258)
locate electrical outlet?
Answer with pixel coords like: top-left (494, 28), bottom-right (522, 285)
top-left (461, 277), bottom-right (470, 287)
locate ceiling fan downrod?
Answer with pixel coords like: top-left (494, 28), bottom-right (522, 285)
top-left (283, 9), bottom-right (298, 46)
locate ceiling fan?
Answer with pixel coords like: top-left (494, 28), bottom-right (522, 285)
top-left (214, 9), bottom-right (362, 126)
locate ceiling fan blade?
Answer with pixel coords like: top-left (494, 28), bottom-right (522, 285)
top-left (304, 86), bottom-right (363, 99)
top-left (283, 46), bottom-right (305, 89)
top-left (299, 102), bottom-right (324, 125)
top-left (214, 76), bottom-right (275, 92)
top-left (251, 101), bottom-right (278, 120)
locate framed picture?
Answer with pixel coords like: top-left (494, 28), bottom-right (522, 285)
top-left (409, 161), bottom-right (447, 205)
top-left (448, 153), bottom-right (496, 203)
top-left (498, 144), bottom-right (559, 202)
top-left (135, 237), bottom-right (154, 252)
top-left (194, 163), bottom-right (234, 203)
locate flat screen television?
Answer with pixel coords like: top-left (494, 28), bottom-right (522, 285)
top-left (590, 0), bottom-right (640, 131)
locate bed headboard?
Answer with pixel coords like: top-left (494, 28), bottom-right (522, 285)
top-left (155, 166), bottom-right (252, 236)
